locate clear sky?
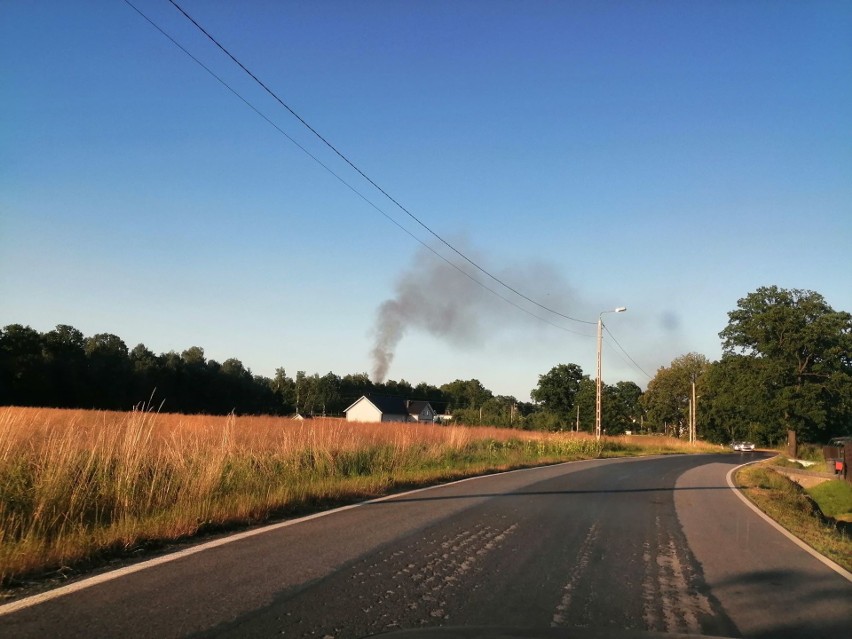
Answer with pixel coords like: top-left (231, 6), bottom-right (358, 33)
top-left (2, 1), bottom-right (850, 401)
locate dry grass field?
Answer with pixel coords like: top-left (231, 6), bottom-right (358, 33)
top-left (0, 406), bottom-right (716, 588)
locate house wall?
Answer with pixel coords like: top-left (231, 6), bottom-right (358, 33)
top-left (345, 401), bottom-right (383, 423)
top-left (381, 413), bottom-right (409, 423)
top-left (414, 406), bottom-right (435, 422)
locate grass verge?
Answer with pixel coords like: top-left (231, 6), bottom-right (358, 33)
top-left (808, 480), bottom-right (852, 522)
top-left (734, 461), bottom-right (852, 572)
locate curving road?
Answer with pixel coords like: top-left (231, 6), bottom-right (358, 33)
top-left (1, 454), bottom-right (850, 638)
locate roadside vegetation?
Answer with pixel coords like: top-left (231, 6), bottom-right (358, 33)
top-left (0, 406), bottom-right (717, 589)
top-left (809, 481), bottom-right (852, 523)
top-left (734, 461), bottom-right (852, 572)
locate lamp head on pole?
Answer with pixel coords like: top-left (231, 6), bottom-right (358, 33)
top-left (600, 306), bottom-right (627, 320)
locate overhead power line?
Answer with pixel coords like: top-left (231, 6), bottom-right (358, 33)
top-left (163, 0), bottom-right (597, 327)
top-left (122, 0), bottom-right (593, 339)
top-left (603, 324), bottom-right (653, 380)
top-left (129, 0), bottom-right (666, 386)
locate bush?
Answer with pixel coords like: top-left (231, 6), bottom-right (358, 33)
top-left (797, 443), bottom-right (825, 462)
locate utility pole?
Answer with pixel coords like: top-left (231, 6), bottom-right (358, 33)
top-left (688, 397), bottom-right (693, 443)
top-left (691, 380), bottom-right (697, 444)
top-left (576, 404), bottom-right (580, 432)
top-left (596, 316), bottom-right (603, 439)
top-left (596, 307), bottom-right (626, 440)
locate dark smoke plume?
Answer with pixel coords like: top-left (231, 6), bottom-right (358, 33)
top-left (370, 246), bottom-right (577, 382)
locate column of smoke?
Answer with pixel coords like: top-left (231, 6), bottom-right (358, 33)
top-left (370, 246), bottom-right (574, 383)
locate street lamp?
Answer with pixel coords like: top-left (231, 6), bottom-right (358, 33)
top-left (596, 306), bottom-right (626, 440)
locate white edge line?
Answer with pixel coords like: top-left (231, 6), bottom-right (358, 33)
top-left (726, 461), bottom-right (852, 583)
top-left (0, 457), bottom-right (613, 616)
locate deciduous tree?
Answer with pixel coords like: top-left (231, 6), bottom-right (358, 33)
top-left (530, 363), bottom-right (585, 419)
top-left (717, 286), bottom-right (852, 441)
top-left (642, 353), bottom-right (709, 436)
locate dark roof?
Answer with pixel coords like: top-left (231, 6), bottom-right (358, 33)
top-left (348, 394), bottom-right (434, 416)
top-left (406, 400), bottom-right (433, 416)
top-left (362, 394), bottom-right (408, 415)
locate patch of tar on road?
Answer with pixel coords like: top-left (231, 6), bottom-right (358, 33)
top-left (551, 523), bottom-right (598, 627)
top-left (198, 519), bottom-right (520, 638)
top-left (547, 493), bottom-right (739, 638)
top-left (640, 514), bottom-right (739, 638)
top-left (357, 522), bottom-right (519, 627)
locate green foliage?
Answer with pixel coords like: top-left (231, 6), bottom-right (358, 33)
top-left (0, 324), bottom-right (280, 415)
top-left (439, 378), bottom-right (493, 411)
top-left (0, 325), bottom-right (521, 420)
top-left (574, 377), bottom-right (596, 433)
top-left (712, 286), bottom-right (852, 443)
top-left (530, 363), bottom-right (585, 418)
top-left (524, 410), bottom-right (570, 431)
top-left (807, 481), bottom-right (852, 519)
top-left (737, 464), bottom-right (852, 571)
top-left (642, 353), bottom-right (709, 436)
top-left (526, 370), bottom-right (643, 435)
top-left (605, 381), bottom-right (644, 434)
top-left (769, 457), bottom-right (805, 469)
top-left (701, 355), bottom-right (775, 444)
top-left (796, 443), bottom-right (826, 462)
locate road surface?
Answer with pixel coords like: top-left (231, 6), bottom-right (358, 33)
top-left (1, 454), bottom-right (850, 638)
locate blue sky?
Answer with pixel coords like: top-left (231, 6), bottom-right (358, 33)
top-left (2, 1), bottom-right (850, 401)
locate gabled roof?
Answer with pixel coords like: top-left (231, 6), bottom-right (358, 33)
top-left (406, 400), bottom-right (433, 416)
top-left (343, 393), bottom-right (405, 415)
top-left (366, 394), bottom-right (409, 415)
top-left (343, 394), bottom-right (434, 416)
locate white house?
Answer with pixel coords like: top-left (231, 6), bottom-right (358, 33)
top-left (344, 394), bottom-right (436, 423)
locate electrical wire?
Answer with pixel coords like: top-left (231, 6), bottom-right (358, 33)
top-left (603, 324), bottom-right (653, 379)
top-left (164, 0), bottom-right (597, 327)
top-left (122, 0), bottom-right (594, 339)
top-left (130, 0), bottom-right (671, 391)
top-left (132, 3), bottom-right (658, 385)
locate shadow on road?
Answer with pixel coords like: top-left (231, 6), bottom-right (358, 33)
top-left (367, 484), bottom-right (742, 504)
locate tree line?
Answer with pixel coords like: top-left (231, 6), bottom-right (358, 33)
top-left (641, 286), bottom-right (852, 445)
top-left (0, 323), bottom-right (639, 431)
top-left (4, 286), bottom-right (847, 442)
top-left (0, 325), bottom-right (519, 421)
top-left (464, 285), bottom-right (851, 445)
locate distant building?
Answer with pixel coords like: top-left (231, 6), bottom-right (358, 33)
top-left (344, 394), bottom-right (436, 423)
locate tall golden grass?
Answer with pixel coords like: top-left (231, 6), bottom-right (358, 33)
top-left (0, 406), bottom-right (712, 586)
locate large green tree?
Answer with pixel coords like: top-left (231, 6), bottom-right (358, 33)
top-left (573, 377), bottom-right (597, 433)
top-left (0, 324), bottom-right (47, 406)
top-left (606, 381), bottom-right (644, 435)
top-left (42, 325), bottom-right (87, 407)
top-left (84, 333), bottom-right (132, 409)
top-left (440, 378), bottom-right (492, 411)
top-left (530, 363), bottom-right (585, 419)
top-left (701, 355), bottom-right (773, 444)
top-left (642, 353), bottom-right (710, 436)
top-left (717, 286), bottom-right (852, 442)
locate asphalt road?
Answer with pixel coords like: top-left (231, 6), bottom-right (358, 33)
top-left (1, 454), bottom-right (850, 638)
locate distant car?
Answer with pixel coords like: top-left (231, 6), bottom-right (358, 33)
top-left (731, 441), bottom-right (755, 452)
